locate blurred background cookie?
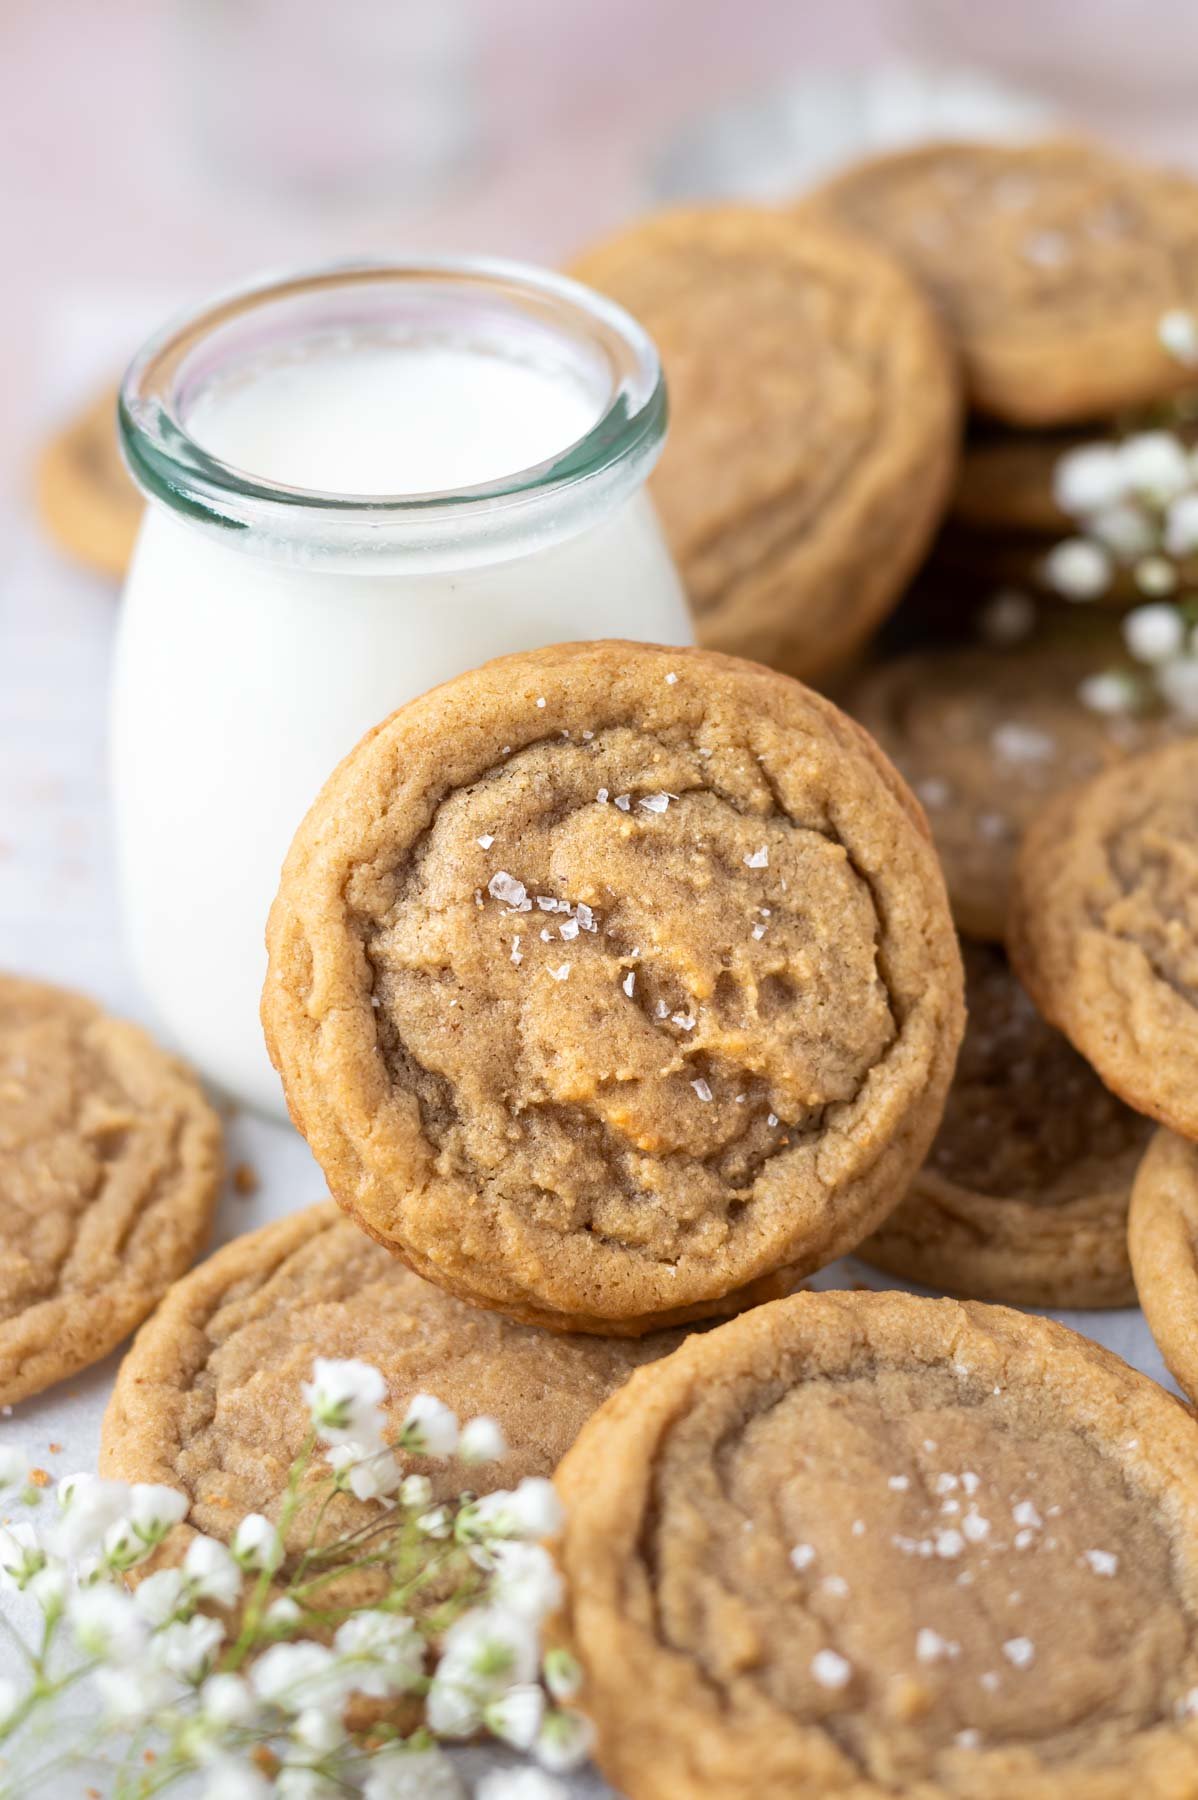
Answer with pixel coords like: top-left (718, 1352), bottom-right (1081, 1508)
top-left (846, 615), bottom-right (1194, 939)
top-left (804, 138), bottom-right (1198, 426)
top-left (861, 942), bottom-right (1151, 1306)
top-left (34, 383), bottom-right (142, 580)
top-left (571, 207), bottom-right (961, 678)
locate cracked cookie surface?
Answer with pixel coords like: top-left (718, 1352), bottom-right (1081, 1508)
top-left (554, 1288), bottom-right (1198, 1800)
top-left (1009, 738), bottom-right (1198, 1139)
top-left (806, 139), bottom-right (1198, 426)
top-left (263, 641), bottom-right (963, 1333)
top-left (861, 944), bottom-right (1150, 1307)
top-left (0, 972), bottom-right (222, 1404)
top-left (101, 1202), bottom-right (699, 1573)
top-left (571, 208), bottom-right (959, 679)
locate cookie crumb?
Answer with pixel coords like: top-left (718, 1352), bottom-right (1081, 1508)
top-left (231, 1162), bottom-right (259, 1198)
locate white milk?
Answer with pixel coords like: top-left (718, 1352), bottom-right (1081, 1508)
top-left (112, 266), bottom-right (691, 1116)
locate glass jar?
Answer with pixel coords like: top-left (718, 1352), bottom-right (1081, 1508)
top-left (113, 260), bottom-right (691, 1117)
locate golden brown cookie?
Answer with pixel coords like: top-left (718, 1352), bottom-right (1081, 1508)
top-left (806, 139), bottom-right (1198, 427)
top-left (554, 1288), bottom-right (1198, 1800)
top-left (263, 641), bottom-right (964, 1335)
top-left (860, 944), bottom-right (1151, 1307)
top-left (847, 626), bottom-right (1191, 941)
top-left (101, 1202), bottom-right (697, 1565)
top-left (0, 973), bottom-right (222, 1405)
top-left (950, 428), bottom-right (1074, 538)
top-left (1009, 739), bottom-right (1198, 1139)
top-left (1128, 1129), bottom-right (1198, 1402)
top-left (35, 386), bottom-right (142, 580)
top-left (571, 208), bottom-right (960, 678)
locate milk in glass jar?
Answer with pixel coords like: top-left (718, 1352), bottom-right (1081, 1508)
top-left (112, 261), bottom-right (691, 1115)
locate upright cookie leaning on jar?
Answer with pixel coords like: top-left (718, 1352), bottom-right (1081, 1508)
top-left (570, 208), bottom-right (960, 679)
top-left (263, 641), bottom-right (964, 1335)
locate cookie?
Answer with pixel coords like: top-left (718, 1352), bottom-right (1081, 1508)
top-left (806, 139), bottom-right (1198, 426)
top-left (570, 208), bottom-right (960, 678)
top-left (950, 428), bottom-right (1074, 538)
top-left (554, 1288), bottom-right (1198, 1800)
top-left (847, 626), bottom-right (1190, 941)
top-left (860, 944), bottom-right (1151, 1307)
top-left (1009, 738), bottom-right (1198, 1139)
top-left (1128, 1129), bottom-right (1198, 1403)
top-left (101, 1202), bottom-right (699, 1568)
top-left (0, 973), bottom-right (222, 1405)
top-left (263, 641), bottom-right (964, 1335)
top-left (35, 385), bottom-right (142, 580)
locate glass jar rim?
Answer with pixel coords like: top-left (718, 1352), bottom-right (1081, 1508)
top-left (118, 256), bottom-right (668, 557)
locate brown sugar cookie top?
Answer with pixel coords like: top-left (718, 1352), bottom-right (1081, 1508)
top-left (35, 385), bottom-right (142, 581)
top-left (263, 641), bottom-right (964, 1335)
top-left (554, 1288), bottom-right (1198, 1800)
top-left (1009, 737), bottom-right (1198, 1140)
top-left (861, 943), bottom-right (1151, 1308)
top-left (0, 973), bottom-right (222, 1406)
top-left (847, 626), bottom-right (1191, 942)
top-left (1129, 1130), bottom-right (1198, 1403)
top-left (101, 1203), bottom-right (694, 1569)
top-left (571, 208), bottom-right (959, 678)
top-left (806, 139), bottom-right (1198, 426)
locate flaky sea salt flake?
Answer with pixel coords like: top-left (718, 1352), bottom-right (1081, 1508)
top-left (744, 846), bottom-right (769, 869)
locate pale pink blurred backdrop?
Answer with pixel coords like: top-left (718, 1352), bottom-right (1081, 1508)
top-left (5, 0), bottom-right (1198, 497)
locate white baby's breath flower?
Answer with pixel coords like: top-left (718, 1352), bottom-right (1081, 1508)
top-left (201, 1758), bottom-right (274, 1800)
top-left (459, 1416), bottom-right (508, 1465)
top-left (1079, 670), bottom-right (1139, 716)
top-left (439, 1605), bottom-right (540, 1695)
top-left (1053, 442), bottom-right (1126, 516)
top-left (1088, 500), bottom-right (1156, 561)
top-left (0, 1445), bottom-right (28, 1489)
top-left (328, 1442), bottom-right (402, 1502)
top-left (153, 1614), bottom-right (226, 1683)
top-left (1160, 308), bottom-right (1198, 366)
top-left (1123, 603), bottom-right (1185, 664)
top-left (1042, 537), bottom-right (1111, 601)
top-left (250, 1640), bottom-right (344, 1713)
top-left (1164, 490), bottom-right (1198, 558)
top-left (93, 1662), bottom-right (178, 1722)
top-left (1158, 654), bottom-right (1198, 718)
top-left (1134, 554), bottom-right (1178, 596)
top-left (265, 1595), bottom-right (303, 1633)
top-left (467, 1478), bottom-right (566, 1545)
top-left (201, 1672), bottom-right (258, 1729)
top-left (487, 1542), bottom-right (563, 1621)
top-left (54, 1474), bottom-right (132, 1557)
top-left (484, 1681), bottom-right (545, 1749)
top-left (276, 1770), bottom-right (339, 1800)
top-left (400, 1393), bottom-right (460, 1458)
top-left (184, 1536), bottom-right (243, 1608)
top-left (417, 1505), bottom-right (453, 1539)
top-left (0, 1523), bottom-right (45, 1590)
top-left (363, 1746), bottom-right (466, 1800)
top-left (27, 1562), bottom-right (67, 1617)
top-left (129, 1482), bottom-right (189, 1541)
top-left (1119, 431), bottom-right (1193, 502)
top-left (134, 1566), bottom-right (188, 1627)
top-left (333, 1611), bottom-right (424, 1698)
top-left (399, 1473), bottom-right (433, 1511)
top-left (69, 1584), bottom-right (148, 1663)
top-left (543, 1646), bottom-right (583, 1704)
top-left (290, 1703), bottom-right (345, 1755)
top-left (476, 1770), bottom-right (569, 1800)
top-left (231, 1511), bottom-right (284, 1574)
top-left (535, 1705), bottom-right (597, 1773)
top-left (302, 1358), bottom-right (387, 1448)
